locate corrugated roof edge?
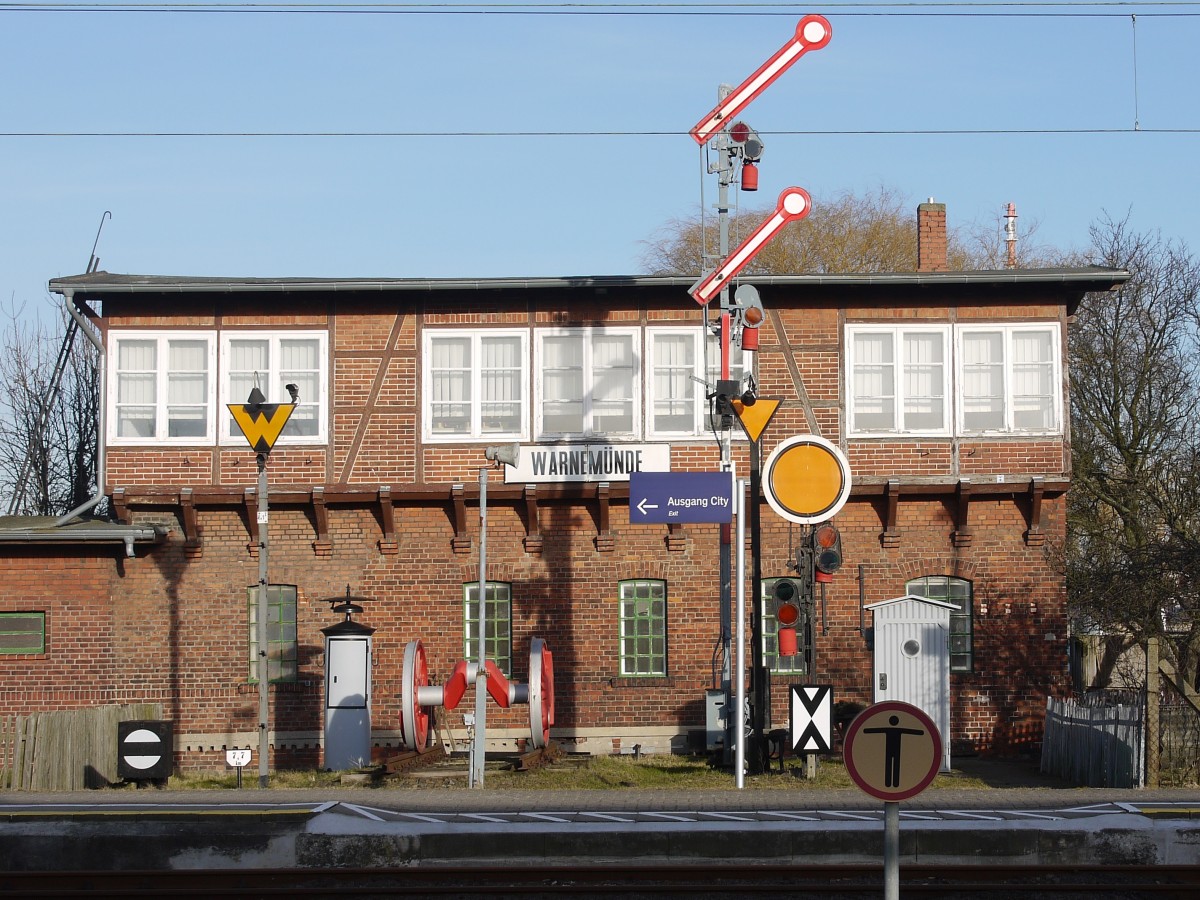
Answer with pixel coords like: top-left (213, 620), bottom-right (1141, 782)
top-left (48, 268), bottom-right (1131, 294)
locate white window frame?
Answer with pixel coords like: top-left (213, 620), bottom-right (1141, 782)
top-left (845, 325), bottom-right (951, 437)
top-left (535, 326), bottom-right (641, 440)
top-left (219, 330), bottom-right (329, 446)
top-left (646, 326), bottom-right (752, 439)
top-left (955, 323), bottom-right (1062, 436)
top-left (422, 329), bottom-right (530, 443)
top-left (107, 330), bottom-right (217, 445)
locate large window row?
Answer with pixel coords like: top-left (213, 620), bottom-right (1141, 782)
top-left (109, 331), bottom-right (328, 446)
top-left (846, 323), bottom-right (1062, 437)
top-left (425, 327), bottom-right (747, 442)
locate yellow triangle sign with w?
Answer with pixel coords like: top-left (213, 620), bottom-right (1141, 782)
top-left (229, 390), bottom-right (295, 453)
top-left (733, 397), bottom-right (781, 445)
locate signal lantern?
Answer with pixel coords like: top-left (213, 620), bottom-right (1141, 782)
top-left (740, 161), bottom-right (759, 192)
top-left (733, 283), bottom-right (765, 352)
top-left (812, 523), bottom-right (842, 583)
top-left (771, 578), bottom-right (803, 656)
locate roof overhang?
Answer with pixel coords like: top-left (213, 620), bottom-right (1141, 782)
top-left (0, 517), bottom-right (167, 557)
top-left (48, 268), bottom-right (1131, 296)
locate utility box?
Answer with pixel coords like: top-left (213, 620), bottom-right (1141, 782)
top-left (321, 601), bottom-right (376, 771)
top-left (705, 689), bottom-right (727, 752)
top-left (865, 594), bottom-right (955, 772)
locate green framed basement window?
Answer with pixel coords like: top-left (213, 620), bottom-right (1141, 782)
top-left (0, 612), bottom-right (45, 654)
top-left (618, 579), bottom-right (667, 676)
top-left (463, 581), bottom-right (513, 677)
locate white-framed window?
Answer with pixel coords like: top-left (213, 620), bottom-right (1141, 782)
top-left (847, 322), bottom-right (1062, 437)
top-left (957, 324), bottom-right (1061, 434)
top-left (220, 331), bottom-right (328, 445)
top-left (108, 331), bottom-right (217, 444)
top-left (846, 325), bottom-right (950, 436)
top-left (536, 327), bottom-right (639, 439)
top-left (423, 330), bottom-right (528, 442)
top-left (647, 326), bottom-right (750, 438)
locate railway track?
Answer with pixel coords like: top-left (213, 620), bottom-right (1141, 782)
top-left (3, 864), bottom-right (1197, 898)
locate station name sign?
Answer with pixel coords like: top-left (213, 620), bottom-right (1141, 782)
top-left (504, 443), bottom-right (671, 484)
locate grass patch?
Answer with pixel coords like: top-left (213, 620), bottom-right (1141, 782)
top-left (151, 754), bottom-right (992, 791)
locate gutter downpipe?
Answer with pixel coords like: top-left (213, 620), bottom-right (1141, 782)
top-left (54, 288), bottom-right (107, 527)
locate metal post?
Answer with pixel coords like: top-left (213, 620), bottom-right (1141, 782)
top-left (256, 452), bottom-right (270, 789)
top-left (734, 478), bottom-right (747, 788)
top-left (1145, 636), bottom-right (1160, 788)
top-left (470, 466), bottom-right (488, 788)
top-left (884, 801), bottom-right (900, 900)
top-left (748, 427), bottom-right (767, 774)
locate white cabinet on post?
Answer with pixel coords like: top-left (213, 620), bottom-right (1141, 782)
top-left (865, 594), bottom-right (955, 772)
top-left (321, 590), bottom-right (376, 771)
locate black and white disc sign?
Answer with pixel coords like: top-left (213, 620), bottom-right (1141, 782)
top-left (790, 685), bottom-right (834, 752)
top-left (117, 720), bottom-right (174, 780)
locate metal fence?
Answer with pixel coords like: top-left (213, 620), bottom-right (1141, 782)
top-left (1040, 694), bottom-right (1145, 788)
top-left (0, 703), bottom-right (162, 791)
top-left (1160, 694), bottom-right (1200, 786)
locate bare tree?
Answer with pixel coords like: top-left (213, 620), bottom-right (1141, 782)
top-left (0, 302), bottom-right (99, 518)
top-left (640, 185), bottom-right (984, 275)
top-left (1066, 213), bottom-right (1200, 689)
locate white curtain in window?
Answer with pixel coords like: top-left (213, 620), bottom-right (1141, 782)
top-left (961, 331), bottom-right (1005, 431)
top-left (116, 339), bottom-right (156, 438)
top-left (1011, 330), bottom-right (1054, 430)
top-left (652, 333), bottom-right (694, 433)
top-left (279, 338), bottom-right (320, 436)
top-left (480, 335), bottom-right (522, 434)
top-left (228, 339), bottom-right (268, 402)
top-left (852, 332), bottom-right (895, 431)
top-left (903, 332), bottom-right (944, 430)
top-left (542, 334), bottom-right (585, 434)
top-left (167, 340), bottom-right (208, 438)
top-left (430, 336), bottom-right (472, 434)
top-left (591, 333), bottom-right (635, 434)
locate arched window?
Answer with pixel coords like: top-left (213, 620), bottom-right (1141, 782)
top-left (907, 575), bottom-right (973, 673)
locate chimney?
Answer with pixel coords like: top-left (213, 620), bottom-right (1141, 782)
top-left (917, 199), bottom-right (947, 272)
top-left (1004, 202), bottom-right (1018, 268)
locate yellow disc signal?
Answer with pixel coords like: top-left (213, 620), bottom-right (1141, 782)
top-left (762, 434), bottom-right (852, 525)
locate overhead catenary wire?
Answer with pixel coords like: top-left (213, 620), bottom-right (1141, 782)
top-left (5, 1), bottom-right (1200, 15)
top-left (2, 127), bottom-right (1198, 137)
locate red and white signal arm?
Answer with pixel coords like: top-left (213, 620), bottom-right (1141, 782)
top-left (690, 15), bottom-right (833, 146)
top-left (689, 187), bottom-right (812, 306)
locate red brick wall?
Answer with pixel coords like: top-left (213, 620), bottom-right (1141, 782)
top-left (0, 283), bottom-right (1076, 768)
top-left (0, 487), bottom-right (1067, 766)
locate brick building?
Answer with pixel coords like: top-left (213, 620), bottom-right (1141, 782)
top-left (0, 204), bottom-right (1128, 770)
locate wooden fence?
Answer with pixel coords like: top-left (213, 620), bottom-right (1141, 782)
top-left (0, 704), bottom-right (162, 791)
top-left (1040, 695), bottom-right (1144, 788)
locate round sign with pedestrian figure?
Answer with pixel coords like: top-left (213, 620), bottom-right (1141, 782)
top-left (843, 701), bottom-right (941, 801)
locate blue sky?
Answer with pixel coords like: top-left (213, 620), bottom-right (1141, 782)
top-left (2, 3), bottom-right (1197, 324)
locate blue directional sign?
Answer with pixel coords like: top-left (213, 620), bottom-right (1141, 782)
top-left (629, 471), bottom-right (734, 524)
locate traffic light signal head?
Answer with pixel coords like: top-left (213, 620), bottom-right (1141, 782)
top-left (812, 523), bottom-right (842, 583)
top-left (771, 578), bottom-right (803, 656)
top-left (729, 121), bottom-right (764, 161)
